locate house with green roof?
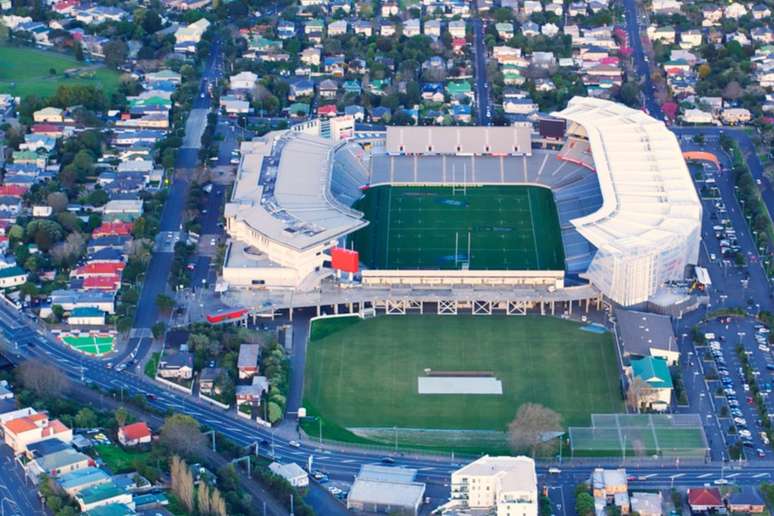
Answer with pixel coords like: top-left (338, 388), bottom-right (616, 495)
top-left (629, 356), bottom-right (673, 410)
top-left (343, 80), bottom-right (362, 95)
top-left (83, 503), bottom-right (136, 516)
top-left (76, 482), bottom-right (133, 512)
top-left (57, 467), bottom-right (111, 495)
top-left (68, 307), bottom-right (106, 326)
top-left (445, 80), bottom-right (473, 100)
top-left (287, 102), bottom-right (310, 117)
top-left (0, 266), bottom-right (28, 289)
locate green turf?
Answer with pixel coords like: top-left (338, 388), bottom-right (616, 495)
top-left (63, 334), bottom-right (114, 355)
top-left (351, 185), bottom-right (565, 271)
top-left (93, 444), bottom-right (150, 473)
top-left (0, 45), bottom-right (121, 98)
top-left (303, 315), bottom-right (623, 449)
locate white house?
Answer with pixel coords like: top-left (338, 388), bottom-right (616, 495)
top-left (682, 108), bottom-right (714, 124)
top-left (175, 18), bottom-right (210, 45)
top-left (448, 20), bottom-right (466, 39)
top-left (230, 71), bottom-right (258, 91)
top-left (269, 462), bottom-right (309, 487)
top-left (443, 456), bottom-right (537, 515)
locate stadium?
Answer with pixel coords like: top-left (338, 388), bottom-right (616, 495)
top-left (222, 97), bottom-right (702, 309)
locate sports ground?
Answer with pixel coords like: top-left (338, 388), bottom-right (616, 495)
top-left (0, 45), bottom-right (121, 98)
top-left (351, 185), bottom-right (565, 271)
top-left (303, 315), bottom-right (623, 451)
top-left (61, 333), bottom-right (115, 356)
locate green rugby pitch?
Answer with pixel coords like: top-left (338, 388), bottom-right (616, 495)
top-left (303, 315), bottom-right (623, 450)
top-left (351, 185), bottom-right (565, 271)
top-left (0, 45), bottom-right (121, 98)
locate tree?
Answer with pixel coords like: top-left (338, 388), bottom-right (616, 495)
top-left (197, 482), bottom-right (211, 514)
top-left (47, 192), bottom-right (69, 213)
top-left (210, 488), bottom-right (227, 516)
top-left (698, 63), bottom-right (711, 79)
top-left (16, 359), bottom-right (69, 398)
top-left (152, 321), bottom-right (167, 340)
top-left (723, 80), bottom-right (743, 101)
top-left (74, 41), bottom-right (84, 61)
top-left (156, 294), bottom-right (176, 314)
top-left (160, 414), bottom-right (205, 456)
top-left (103, 39), bottom-right (129, 69)
top-left (74, 408), bottom-right (98, 429)
top-left (115, 406), bottom-right (129, 428)
top-left (507, 403), bottom-right (563, 456)
top-left (576, 492), bottom-right (595, 516)
top-left (170, 455), bottom-right (195, 512)
top-left (627, 377), bottom-right (653, 413)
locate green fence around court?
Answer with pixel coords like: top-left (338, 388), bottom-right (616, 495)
top-left (569, 413), bottom-right (709, 458)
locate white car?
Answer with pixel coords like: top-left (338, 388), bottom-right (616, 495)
top-left (713, 478), bottom-right (729, 485)
top-left (288, 440), bottom-right (301, 448)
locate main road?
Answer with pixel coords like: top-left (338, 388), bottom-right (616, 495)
top-left (118, 41), bottom-right (223, 364)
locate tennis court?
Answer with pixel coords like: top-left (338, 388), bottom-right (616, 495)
top-left (351, 185), bottom-right (565, 270)
top-left (61, 333), bottom-right (115, 356)
top-left (569, 413), bottom-right (708, 458)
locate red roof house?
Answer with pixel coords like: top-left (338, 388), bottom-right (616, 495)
top-left (92, 221), bottom-right (133, 238)
top-left (71, 262), bottom-right (125, 279)
top-left (317, 104), bottom-right (338, 117)
top-left (688, 488), bottom-right (723, 511)
top-left (31, 124), bottom-right (64, 137)
top-left (0, 185), bottom-right (28, 197)
top-left (118, 422), bottom-right (152, 447)
top-left (82, 275), bottom-right (121, 291)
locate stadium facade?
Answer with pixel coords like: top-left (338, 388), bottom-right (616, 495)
top-left (222, 97), bottom-right (701, 308)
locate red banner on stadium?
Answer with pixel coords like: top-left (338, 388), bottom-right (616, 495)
top-left (331, 248), bottom-right (359, 273)
top-left (206, 309), bottom-right (248, 324)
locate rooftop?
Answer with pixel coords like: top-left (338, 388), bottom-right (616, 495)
top-left (348, 479), bottom-right (426, 507)
top-left (553, 97), bottom-right (702, 258)
top-left (225, 131), bottom-right (367, 251)
top-left (616, 309), bottom-right (676, 356)
top-left (453, 455), bottom-right (537, 494)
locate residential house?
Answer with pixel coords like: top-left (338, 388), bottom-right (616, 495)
top-left (300, 47), bottom-right (321, 66)
top-left (592, 468), bottom-right (629, 514)
top-left (220, 95), bottom-right (251, 115)
top-left (235, 376), bottom-right (269, 405)
top-left (679, 29), bottom-right (702, 48)
top-left (353, 20), bottom-right (372, 37)
top-left (76, 482), bottom-right (134, 513)
top-left (175, 18), bottom-right (210, 45)
top-left (522, 21), bottom-right (539, 37)
top-left (319, 79), bottom-right (339, 99)
top-left (230, 71), bottom-right (258, 91)
top-left (290, 79), bottom-right (314, 100)
top-left (27, 448), bottom-right (92, 479)
top-left (647, 25), bottom-right (676, 44)
top-left (328, 19), bottom-right (348, 36)
top-left (157, 350), bottom-right (193, 380)
top-left (523, 0), bottom-right (543, 14)
top-left (380, 21), bottom-right (396, 37)
top-left (344, 105), bottom-right (365, 121)
top-left (495, 22), bottom-right (514, 40)
top-left (542, 23), bottom-right (560, 37)
top-left (381, 0), bottom-right (399, 16)
top-left (32, 107), bottom-right (63, 123)
top-left (118, 422), bottom-right (152, 447)
top-left (403, 18), bottom-right (421, 37)
top-left (629, 356), bottom-right (673, 410)
top-left (702, 5), bottom-right (723, 26)
top-left (651, 0), bottom-right (681, 13)
top-left (269, 462), bottom-right (309, 487)
top-left (67, 307), bottom-right (106, 326)
top-left (425, 19), bottom-right (442, 39)
top-left (726, 488), bottom-right (766, 513)
top-left (238, 344), bottom-right (260, 379)
top-left (47, 290), bottom-right (116, 315)
top-left (752, 3), bottom-right (771, 19)
top-left (199, 367), bottom-right (224, 396)
top-left (277, 20), bottom-right (296, 39)
top-left (2, 412), bottom-right (72, 455)
top-left (446, 81), bottom-right (473, 100)
top-left (0, 266), bottom-right (28, 288)
top-left (724, 2), bottom-right (747, 18)
top-left (57, 467), bottom-right (111, 495)
top-left (721, 108), bottom-right (752, 125)
top-left (688, 488), bottom-right (723, 513)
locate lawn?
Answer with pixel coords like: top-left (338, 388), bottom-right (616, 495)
top-left (303, 315), bottom-right (623, 451)
top-left (144, 352), bottom-right (161, 378)
top-left (94, 444), bottom-right (150, 473)
top-left (62, 334), bottom-right (114, 356)
top-left (351, 185), bottom-right (565, 271)
top-left (0, 45), bottom-right (121, 98)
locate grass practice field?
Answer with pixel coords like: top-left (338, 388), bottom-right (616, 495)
top-left (62, 333), bottom-right (115, 356)
top-left (0, 45), bottom-right (121, 98)
top-left (351, 185), bottom-right (565, 271)
top-left (303, 315), bottom-right (623, 451)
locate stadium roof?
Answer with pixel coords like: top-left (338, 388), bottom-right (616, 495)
top-left (554, 97), bottom-right (701, 257)
top-left (385, 126), bottom-right (532, 156)
top-left (225, 131), bottom-right (367, 251)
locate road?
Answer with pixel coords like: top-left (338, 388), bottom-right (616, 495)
top-left (621, 0), bottom-right (662, 119)
top-left (118, 41), bottom-right (223, 363)
top-left (470, 0), bottom-right (491, 125)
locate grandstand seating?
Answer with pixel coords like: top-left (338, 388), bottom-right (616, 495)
top-left (331, 143), bottom-right (369, 206)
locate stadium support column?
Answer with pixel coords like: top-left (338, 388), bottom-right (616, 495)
top-left (540, 301), bottom-right (545, 316)
top-left (316, 304), bottom-right (320, 317)
top-left (551, 301), bottom-right (555, 315)
top-left (334, 303), bottom-right (339, 314)
top-left (568, 299), bottom-right (573, 315)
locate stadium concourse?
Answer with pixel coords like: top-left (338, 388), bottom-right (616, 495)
top-left (219, 97), bottom-right (702, 316)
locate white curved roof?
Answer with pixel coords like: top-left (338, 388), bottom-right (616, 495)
top-left (554, 97), bottom-right (702, 256)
